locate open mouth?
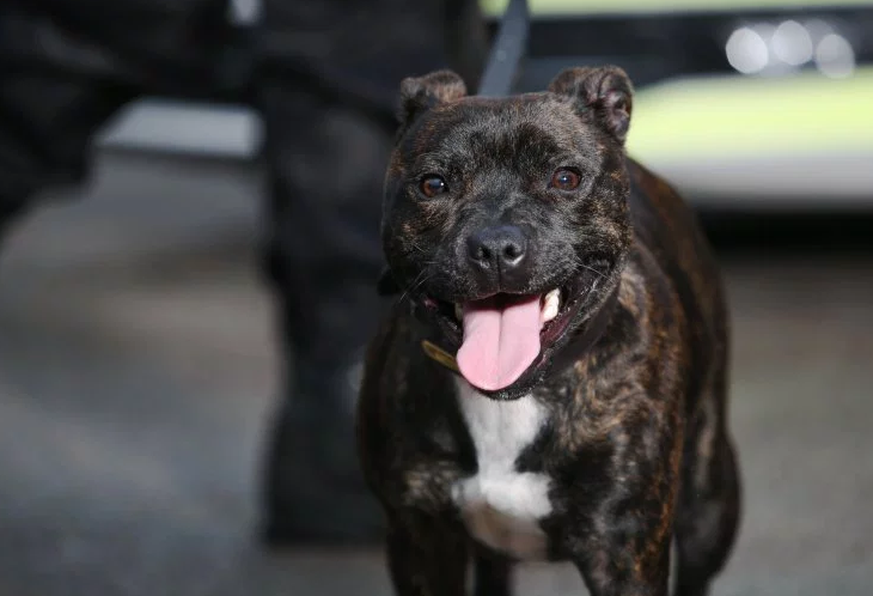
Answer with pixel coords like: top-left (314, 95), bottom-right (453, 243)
top-left (451, 287), bottom-right (565, 339)
top-left (422, 278), bottom-right (588, 392)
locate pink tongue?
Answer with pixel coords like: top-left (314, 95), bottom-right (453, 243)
top-left (456, 295), bottom-right (542, 391)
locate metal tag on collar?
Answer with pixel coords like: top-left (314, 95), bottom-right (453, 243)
top-left (421, 340), bottom-right (460, 374)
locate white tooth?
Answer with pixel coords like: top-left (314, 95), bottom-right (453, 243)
top-left (542, 289), bottom-right (560, 322)
top-left (455, 303), bottom-right (464, 321)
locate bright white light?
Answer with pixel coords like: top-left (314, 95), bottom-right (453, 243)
top-left (726, 27), bottom-right (770, 74)
top-left (772, 20), bottom-right (814, 66)
top-left (815, 33), bottom-right (856, 78)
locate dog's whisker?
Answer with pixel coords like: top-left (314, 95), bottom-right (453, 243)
top-left (572, 259), bottom-right (609, 282)
top-left (398, 269), bottom-right (434, 304)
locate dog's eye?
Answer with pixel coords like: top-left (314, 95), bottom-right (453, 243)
top-left (550, 168), bottom-right (581, 191)
top-left (419, 175), bottom-right (448, 198)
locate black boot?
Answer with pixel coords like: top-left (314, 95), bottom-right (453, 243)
top-left (261, 352), bottom-right (385, 546)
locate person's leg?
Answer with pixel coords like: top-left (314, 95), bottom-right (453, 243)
top-left (258, 88), bottom-right (395, 544)
top-left (254, 0), bottom-right (486, 544)
top-left (0, 0), bottom-right (232, 243)
top-left (0, 7), bottom-right (138, 246)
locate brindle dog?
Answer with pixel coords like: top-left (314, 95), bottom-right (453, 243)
top-left (357, 66), bottom-right (740, 596)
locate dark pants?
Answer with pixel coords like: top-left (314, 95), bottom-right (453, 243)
top-left (0, 0), bottom-right (484, 541)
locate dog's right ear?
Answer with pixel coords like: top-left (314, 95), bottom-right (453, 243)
top-left (397, 70), bottom-right (467, 134)
top-left (548, 66), bottom-right (633, 144)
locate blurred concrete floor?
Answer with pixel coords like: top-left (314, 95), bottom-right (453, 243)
top-left (0, 152), bottom-right (870, 596)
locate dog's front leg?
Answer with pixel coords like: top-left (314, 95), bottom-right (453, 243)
top-left (572, 521), bottom-right (672, 596)
top-left (385, 512), bottom-right (469, 596)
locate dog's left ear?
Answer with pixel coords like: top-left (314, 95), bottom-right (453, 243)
top-left (397, 70), bottom-right (467, 135)
top-left (548, 66), bottom-right (633, 144)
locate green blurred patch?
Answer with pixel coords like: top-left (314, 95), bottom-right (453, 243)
top-left (627, 68), bottom-right (873, 161)
top-left (482, 0), bottom-right (873, 16)
top-left (481, 0), bottom-right (873, 160)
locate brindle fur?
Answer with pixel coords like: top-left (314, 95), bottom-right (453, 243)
top-left (358, 67), bottom-right (740, 596)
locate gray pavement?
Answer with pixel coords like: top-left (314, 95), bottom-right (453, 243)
top-left (0, 151), bottom-right (871, 596)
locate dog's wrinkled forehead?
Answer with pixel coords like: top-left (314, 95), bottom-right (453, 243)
top-left (388, 66), bottom-right (633, 188)
top-left (400, 95), bottom-right (603, 175)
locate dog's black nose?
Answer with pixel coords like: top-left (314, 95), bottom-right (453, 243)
top-left (466, 225), bottom-right (528, 272)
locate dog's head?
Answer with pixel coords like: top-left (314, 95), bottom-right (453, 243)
top-left (382, 66), bottom-right (634, 399)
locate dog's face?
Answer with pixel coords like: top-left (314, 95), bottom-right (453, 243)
top-left (382, 67), bottom-right (634, 399)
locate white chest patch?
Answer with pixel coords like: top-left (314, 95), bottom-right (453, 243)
top-left (451, 379), bottom-right (553, 560)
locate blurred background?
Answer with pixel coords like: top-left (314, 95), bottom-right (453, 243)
top-left (0, 0), bottom-right (871, 595)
